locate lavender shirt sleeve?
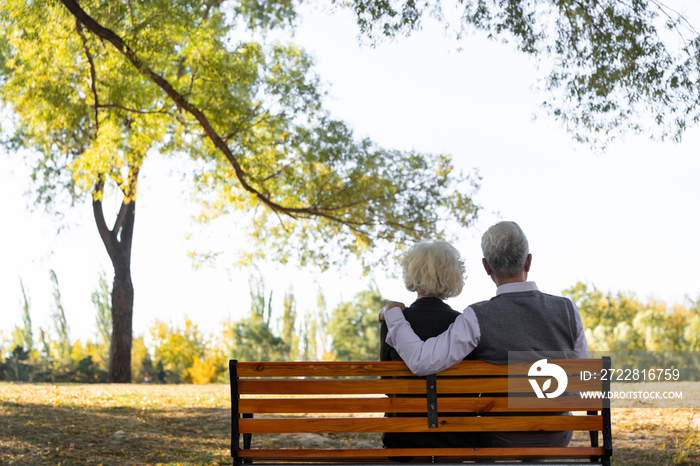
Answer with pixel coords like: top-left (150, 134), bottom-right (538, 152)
top-left (384, 306), bottom-right (481, 376)
top-left (571, 300), bottom-right (589, 358)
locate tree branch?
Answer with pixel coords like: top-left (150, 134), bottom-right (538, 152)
top-left (97, 103), bottom-right (174, 115)
top-left (648, 0), bottom-right (700, 38)
top-left (112, 161), bottom-right (140, 237)
top-left (58, 0), bottom-right (418, 234)
top-left (222, 102), bottom-right (264, 142)
top-left (120, 165), bottom-right (139, 264)
top-left (76, 19), bottom-right (100, 136)
top-left (59, 1), bottom-right (254, 173)
top-left (113, 195), bottom-right (130, 236)
top-left (92, 177), bottom-right (117, 261)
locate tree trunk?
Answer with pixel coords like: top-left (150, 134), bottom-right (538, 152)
top-left (93, 174), bottom-right (138, 383)
top-left (108, 253), bottom-right (134, 382)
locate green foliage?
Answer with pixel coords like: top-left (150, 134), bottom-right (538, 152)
top-left (0, 274), bottom-right (109, 382)
top-left (229, 277), bottom-right (334, 362)
top-left (564, 282), bottom-right (640, 333)
top-left (564, 282), bottom-right (700, 352)
top-left (73, 354), bottom-right (107, 382)
top-left (230, 318), bottom-right (289, 362)
top-left (145, 314), bottom-right (229, 384)
top-left (328, 286), bottom-right (385, 361)
top-left (0, 0), bottom-right (479, 271)
top-left (150, 317), bottom-right (209, 383)
top-left (230, 276), bottom-right (290, 362)
top-left (131, 334), bottom-right (157, 383)
top-left (7, 276), bottom-right (700, 382)
top-left (0, 345), bottom-right (31, 382)
top-left (0, 1), bottom-right (163, 207)
top-left (69, 340), bottom-right (108, 382)
top-left (345, 0), bottom-right (700, 145)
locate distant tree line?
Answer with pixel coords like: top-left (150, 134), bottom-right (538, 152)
top-left (564, 283), bottom-right (700, 352)
top-left (0, 271), bottom-right (112, 383)
top-left (0, 273), bottom-right (386, 383)
top-left (2, 277), bottom-right (699, 383)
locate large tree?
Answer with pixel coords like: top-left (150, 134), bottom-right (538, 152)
top-left (0, 1), bottom-right (479, 381)
top-left (348, 0), bottom-right (700, 145)
top-left (1, 0), bottom-right (173, 381)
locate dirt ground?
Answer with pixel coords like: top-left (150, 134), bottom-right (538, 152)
top-left (1, 383), bottom-right (698, 465)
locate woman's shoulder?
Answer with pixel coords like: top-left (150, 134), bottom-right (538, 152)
top-left (406, 297), bottom-right (462, 315)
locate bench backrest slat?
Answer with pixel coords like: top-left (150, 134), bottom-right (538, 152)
top-left (239, 375), bottom-right (601, 395)
top-left (235, 359), bottom-right (604, 377)
top-left (239, 396), bottom-right (603, 414)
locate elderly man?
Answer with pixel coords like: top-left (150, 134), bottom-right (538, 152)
top-left (379, 221), bottom-right (589, 448)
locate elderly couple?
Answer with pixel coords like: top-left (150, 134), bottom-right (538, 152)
top-left (378, 221), bottom-right (589, 450)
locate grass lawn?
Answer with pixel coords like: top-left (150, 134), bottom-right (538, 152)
top-left (1, 382), bottom-right (699, 465)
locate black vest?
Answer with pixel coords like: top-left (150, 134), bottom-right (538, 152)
top-left (467, 290), bottom-right (578, 364)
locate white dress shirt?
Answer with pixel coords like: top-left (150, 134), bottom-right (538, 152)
top-left (384, 281), bottom-right (589, 376)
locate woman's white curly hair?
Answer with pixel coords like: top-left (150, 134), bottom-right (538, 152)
top-left (402, 240), bottom-right (466, 300)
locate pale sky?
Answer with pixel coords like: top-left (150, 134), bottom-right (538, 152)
top-left (1, 2), bottom-right (699, 346)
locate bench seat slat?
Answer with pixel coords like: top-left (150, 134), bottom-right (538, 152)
top-left (239, 396), bottom-right (603, 414)
top-left (236, 360), bottom-right (604, 378)
top-left (239, 446), bottom-right (607, 461)
top-left (239, 415), bottom-right (603, 434)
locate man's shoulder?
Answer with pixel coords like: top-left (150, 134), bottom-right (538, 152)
top-left (469, 299), bottom-right (491, 311)
top-left (539, 292), bottom-right (576, 306)
top-left (500, 288), bottom-right (570, 302)
top-left (470, 290), bottom-right (571, 309)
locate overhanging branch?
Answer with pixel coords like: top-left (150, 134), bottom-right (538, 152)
top-left (76, 19), bottom-right (99, 136)
top-left (97, 103), bottom-right (174, 116)
top-left (58, 0), bottom-right (417, 234)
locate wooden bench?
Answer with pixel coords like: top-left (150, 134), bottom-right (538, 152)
top-left (229, 358), bottom-right (612, 465)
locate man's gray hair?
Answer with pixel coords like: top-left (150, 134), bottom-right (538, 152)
top-left (402, 240), bottom-right (465, 300)
top-left (481, 221), bottom-right (529, 278)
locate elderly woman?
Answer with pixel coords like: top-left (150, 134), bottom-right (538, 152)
top-left (380, 239), bottom-right (476, 451)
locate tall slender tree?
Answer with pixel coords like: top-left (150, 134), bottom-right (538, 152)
top-left (12, 280), bottom-right (33, 354)
top-left (281, 290), bottom-right (298, 361)
top-left (49, 270), bottom-right (71, 365)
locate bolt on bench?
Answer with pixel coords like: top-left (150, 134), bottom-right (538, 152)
top-left (229, 358), bottom-right (612, 465)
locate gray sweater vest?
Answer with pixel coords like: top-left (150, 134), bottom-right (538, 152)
top-left (468, 290), bottom-right (578, 365)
